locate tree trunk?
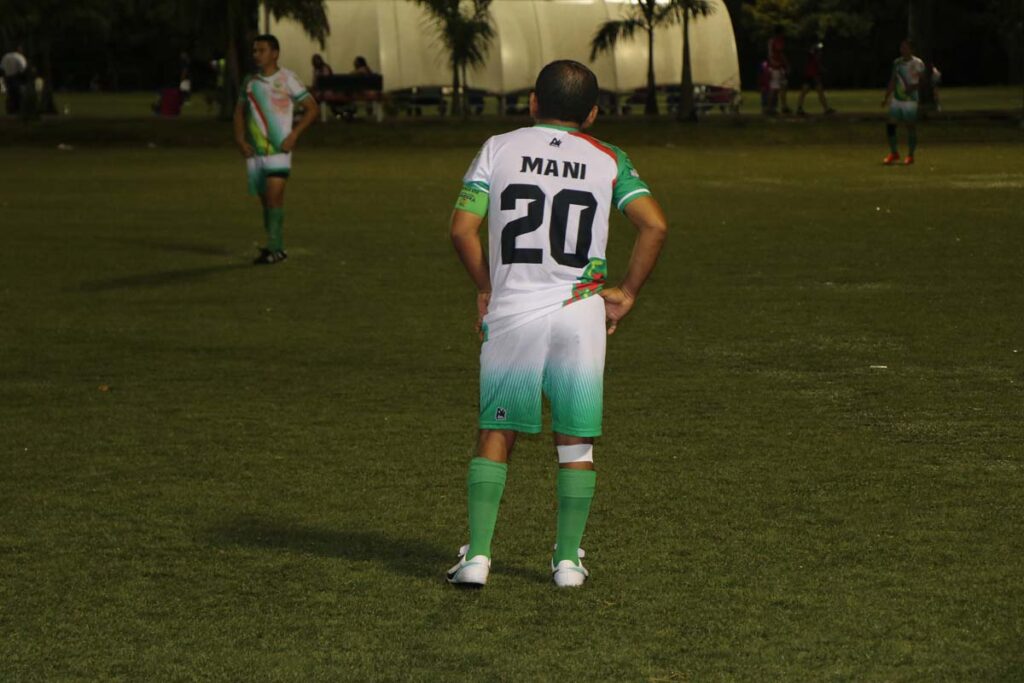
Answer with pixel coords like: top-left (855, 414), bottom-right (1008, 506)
top-left (39, 38), bottom-right (56, 115)
top-left (221, 1), bottom-right (241, 120)
top-left (908, 0), bottom-right (935, 107)
top-left (678, 11), bottom-right (697, 122)
top-left (907, 0), bottom-right (933, 61)
top-left (451, 61), bottom-right (461, 117)
top-left (645, 26), bottom-right (658, 115)
top-left (461, 63), bottom-right (470, 120)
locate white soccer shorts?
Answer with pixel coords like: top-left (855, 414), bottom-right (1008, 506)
top-left (479, 295), bottom-right (606, 437)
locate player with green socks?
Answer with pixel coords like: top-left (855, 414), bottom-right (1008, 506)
top-left (882, 39), bottom-right (926, 166)
top-left (233, 34), bottom-right (317, 264)
top-left (446, 60), bottom-right (668, 588)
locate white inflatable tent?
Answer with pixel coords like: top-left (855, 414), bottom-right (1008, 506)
top-left (267, 0), bottom-right (739, 95)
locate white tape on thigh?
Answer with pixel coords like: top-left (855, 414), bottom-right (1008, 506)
top-left (557, 444), bottom-right (594, 464)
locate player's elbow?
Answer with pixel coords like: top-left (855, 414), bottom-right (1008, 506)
top-left (642, 216), bottom-right (668, 244)
top-left (450, 210), bottom-right (482, 243)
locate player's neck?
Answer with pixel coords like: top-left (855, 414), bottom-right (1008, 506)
top-left (260, 64), bottom-right (280, 77)
top-left (534, 118), bottom-right (581, 131)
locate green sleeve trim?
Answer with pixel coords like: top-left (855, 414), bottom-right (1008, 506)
top-left (455, 182), bottom-right (490, 217)
top-left (293, 90), bottom-right (312, 102)
top-left (607, 142), bottom-right (652, 213)
top-left (617, 188), bottom-right (652, 211)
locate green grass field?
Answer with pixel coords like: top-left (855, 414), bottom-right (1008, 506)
top-left (2, 119), bottom-right (1023, 680)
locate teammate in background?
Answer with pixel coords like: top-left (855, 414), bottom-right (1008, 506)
top-left (796, 43), bottom-right (835, 116)
top-left (233, 34), bottom-right (318, 264)
top-left (446, 60), bottom-right (668, 588)
top-left (768, 25), bottom-right (790, 115)
top-left (882, 39), bottom-right (926, 166)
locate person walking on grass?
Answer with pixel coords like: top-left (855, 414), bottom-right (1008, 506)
top-left (796, 43), bottom-right (835, 116)
top-left (882, 39), bottom-right (926, 166)
top-left (445, 60), bottom-right (668, 588)
top-left (233, 34), bottom-right (318, 264)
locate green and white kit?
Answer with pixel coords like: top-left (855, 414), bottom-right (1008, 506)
top-left (890, 56), bottom-right (926, 122)
top-left (457, 124), bottom-right (651, 436)
top-left (239, 68), bottom-right (311, 194)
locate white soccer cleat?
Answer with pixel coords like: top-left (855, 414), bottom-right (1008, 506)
top-left (446, 545), bottom-right (490, 587)
top-left (551, 547), bottom-right (589, 588)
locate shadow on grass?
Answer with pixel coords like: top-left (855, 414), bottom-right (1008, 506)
top-left (210, 516), bottom-right (549, 583)
top-left (77, 263), bottom-right (250, 291)
top-left (107, 236), bottom-right (237, 257)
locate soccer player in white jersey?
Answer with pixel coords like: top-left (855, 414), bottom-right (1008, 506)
top-left (446, 60), bottom-right (668, 588)
top-left (882, 39), bottom-right (926, 166)
top-left (233, 35), bottom-right (318, 264)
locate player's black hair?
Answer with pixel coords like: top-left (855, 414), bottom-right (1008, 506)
top-left (354, 56), bottom-right (369, 69)
top-left (534, 60), bottom-right (599, 126)
top-left (773, 24), bottom-right (785, 35)
top-left (254, 34), bottom-right (280, 52)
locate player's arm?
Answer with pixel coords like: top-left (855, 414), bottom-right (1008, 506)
top-left (282, 95), bottom-right (318, 152)
top-left (450, 207), bottom-right (491, 339)
top-left (882, 72), bottom-right (895, 107)
top-left (601, 195), bottom-right (668, 335)
top-left (233, 101), bottom-right (254, 157)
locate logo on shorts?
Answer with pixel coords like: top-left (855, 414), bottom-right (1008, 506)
top-left (495, 407), bottom-right (507, 421)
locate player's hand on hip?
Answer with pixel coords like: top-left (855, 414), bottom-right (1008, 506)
top-left (476, 290), bottom-right (491, 341)
top-left (281, 132), bottom-right (298, 152)
top-left (600, 287), bottom-right (635, 336)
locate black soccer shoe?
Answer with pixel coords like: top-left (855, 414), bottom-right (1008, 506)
top-left (253, 248), bottom-right (288, 265)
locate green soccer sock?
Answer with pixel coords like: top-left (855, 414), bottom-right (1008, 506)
top-left (266, 207), bottom-right (284, 252)
top-left (466, 457), bottom-right (508, 558)
top-left (908, 130), bottom-right (917, 156)
top-left (554, 468), bottom-right (597, 565)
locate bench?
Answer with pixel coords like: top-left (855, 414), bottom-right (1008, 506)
top-left (314, 73), bottom-right (384, 121)
top-left (621, 85), bottom-right (741, 116)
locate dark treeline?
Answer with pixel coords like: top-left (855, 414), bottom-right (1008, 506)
top-left (1, 0), bottom-right (1021, 92)
top-left (728, 0), bottom-right (1023, 89)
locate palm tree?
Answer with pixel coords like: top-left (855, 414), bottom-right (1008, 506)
top-left (413, 0), bottom-right (495, 118)
top-left (590, 0), bottom-right (676, 116)
top-left (669, 0), bottom-right (715, 122)
top-left (263, 0), bottom-right (330, 44)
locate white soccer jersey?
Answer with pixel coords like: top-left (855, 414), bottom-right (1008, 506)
top-left (892, 56), bottom-right (926, 102)
top-left (457, 124), bottom-right (651, 339)
top-left (238, 68), bottom-right (311, 155)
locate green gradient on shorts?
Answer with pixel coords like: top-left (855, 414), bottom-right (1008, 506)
top-left (544, 366), bottom-right (603, 437)
top-left (479, 364), bottom-right (542, 433)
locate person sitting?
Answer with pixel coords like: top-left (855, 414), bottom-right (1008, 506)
top-left (311, 54), bottom-right (333, 101)
top-left (352, 56), bottom-right (373, 76)
top-left (312, 54), bottom-right (333, 82)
